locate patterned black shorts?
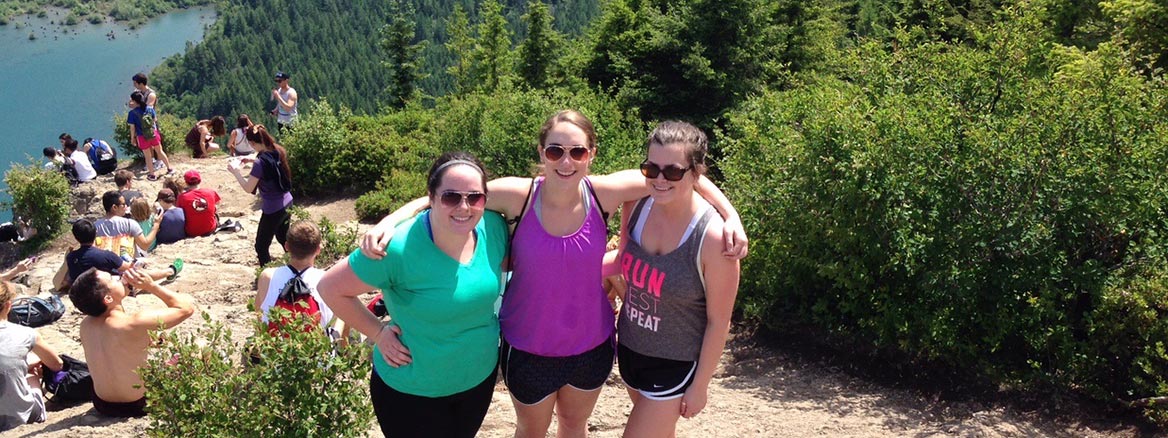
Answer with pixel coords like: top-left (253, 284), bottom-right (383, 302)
top-left (500, 337), bottom-right (615, 405)
top-left (617, 343), bottom-right (697, 400)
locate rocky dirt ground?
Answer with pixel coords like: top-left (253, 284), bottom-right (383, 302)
top-left (0, 156), bottom-right (1157, 437)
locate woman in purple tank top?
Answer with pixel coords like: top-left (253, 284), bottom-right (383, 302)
top-left (360, 110), bottom-right (748, 438)
top-left (615, 121), bottom-right (741, 437)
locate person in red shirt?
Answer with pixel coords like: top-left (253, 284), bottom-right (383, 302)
top-left (175, 170), bottom-right (221, 237)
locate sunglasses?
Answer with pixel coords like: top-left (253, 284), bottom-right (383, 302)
top-left (640, 160), bottom-right (692, 182)
top-left (439, 191), bottom-right (486, 208)
top-left (543, 145), bottom-right (589, 162)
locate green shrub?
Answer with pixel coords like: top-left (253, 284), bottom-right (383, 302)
top-left (113, 112), bottom-right (197, 160)
top-left (282, 89), bottom-right (644, 207)
top-left (721, 4), bottom-right (1168, 418)
top-left (355, 171), bottom-right (427, 222)
top-left (3, 162), bottom-right (70, 250)
top-left (140, 312), bottom-right (373, 437)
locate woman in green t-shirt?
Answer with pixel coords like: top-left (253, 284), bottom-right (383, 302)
top-left (318, 152), bottom-right (508, 438)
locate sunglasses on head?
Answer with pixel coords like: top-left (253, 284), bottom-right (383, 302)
top-left (439, 191), bottom-right (486, 208)
top-left (543, 145), bottom-right (589, 162)
top-left (640, 160), bottom-right (692, 181)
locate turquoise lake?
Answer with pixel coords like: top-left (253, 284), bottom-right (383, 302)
top-left (0, 8), bottom-right (215, 223)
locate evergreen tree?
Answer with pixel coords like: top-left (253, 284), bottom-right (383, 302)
top-left (471, 0), bottom-right (515, 92)
top-left (584, 0), bottom-right (793, 123)
top-left (381, 0), bottom-right (429, 108)
top-left (518, 1), bottom-right (561, 89)
top-left (445, 4), bottom-right (476, 94)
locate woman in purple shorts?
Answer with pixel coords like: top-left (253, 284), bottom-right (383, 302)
top-left (615, 121), bottom-right (741, 437)
top-left (362, 110), bottom-right (747, 438)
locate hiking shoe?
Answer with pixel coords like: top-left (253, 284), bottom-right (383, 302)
top-left (168, 258), bottom-right (184, 281)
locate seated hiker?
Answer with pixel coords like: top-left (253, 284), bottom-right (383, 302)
top-left (176, 170), bottom-right (221, 237)
top-left (94, 191), bottom-right (159, 260)
top-left (255, 221), bottom-right (343, 338)
top-left (185, 116), bottom-right (227, 158)
top-left (0, 217), bottom-right (35, 244)
top-left (61, 138), bottom-right (97, 183)
top-left (42, 147), bottom-right (79, 186)
top-left (129, 198), bottom-right (159, 253)
top-left (82, 137), bottom-right (118, 176)
top-left (0, 280), bottom-right (64, 432)
top-left (114, 170), bottom-right (144, 207)
top-left (154, 189), bottom-right (187, 246)
top-left (51, 220), bottom-right (181, 292)
top-left (70, 267), bottom-right (196, 418)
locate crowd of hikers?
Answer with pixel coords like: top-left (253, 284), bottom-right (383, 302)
top-left (3, 71), bottom-right (748, 438)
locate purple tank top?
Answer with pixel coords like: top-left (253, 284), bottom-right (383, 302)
top-left (499, 177), bottom-right (613, 356)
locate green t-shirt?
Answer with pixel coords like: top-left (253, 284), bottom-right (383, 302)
top-left (349, 210), bottom-right (508, 397)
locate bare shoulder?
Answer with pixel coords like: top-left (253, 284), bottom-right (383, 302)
top-left (701, 209), bottom-right (728, 258)
top-left (486, 176), bottom-right (535, 216)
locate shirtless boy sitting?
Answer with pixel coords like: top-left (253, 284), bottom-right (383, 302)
top-left (68, 268), bottom-right (196, 417)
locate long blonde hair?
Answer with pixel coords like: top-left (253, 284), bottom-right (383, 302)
top-left (0, 281), bottom-right (16, 310)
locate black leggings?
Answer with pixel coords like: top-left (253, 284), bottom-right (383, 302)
top-left (255, 208), bottom-right (290, 265)
top-left (369, 366), bottom-right (497, 438)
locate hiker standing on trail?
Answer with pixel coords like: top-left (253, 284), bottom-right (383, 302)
top-left (318, 152), bottom-right (508, 438)
top-left (270, 72), bottom-right (298, 134)
top-left (615, 121), bottom-right (741, 438)
top-left (0, 281), bottom-right (64, 432)
top-left (127, 90), bottom-right (173, 181)
top-left (131, 73), bottom-right (158, 111)
top-left (360, 110), bottom-right (748, 438)
top-left (228, 125), bottom-right (293, 266)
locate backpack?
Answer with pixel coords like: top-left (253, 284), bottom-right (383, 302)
top-left (7, 295), bottom-right (66, 328)
top-left (267, 266), bottom-right (321, 335)
top-left (259, 151), bottom-right (292, 193)
top-left (57, 156), bottom-right (81, 186)
top-left (41, 354), bottom-right (94, 403)
top-left (139, 110), bottom-right (157, 139)
top-left (87, 139), bottom-right (118, 175)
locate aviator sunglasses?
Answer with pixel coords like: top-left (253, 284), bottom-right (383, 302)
top-left (640, 160), bottom-right (693, 181)
top-left (439, 191), bottom-right (486, 208)
top-left (542, 145), bottom-right (590, 162)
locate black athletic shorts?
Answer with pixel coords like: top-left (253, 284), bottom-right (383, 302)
top-left (500, 337), bottom-right (614, 405)
top-left (617, 343), bottom-right (697, 400)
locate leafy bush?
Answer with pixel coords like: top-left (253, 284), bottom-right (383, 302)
top-left (112, 112), bottom-right (197, 160)
top-left (283, 89), bottom-right (645, 200)
top-left (355, 171), bottom-right (427, 221)
top-left (3, 162), bottom-right (71, 250)
top-left (721, 4), bottom-right (1168, 418)
top-left (140, 312), bottom-right (373, 437)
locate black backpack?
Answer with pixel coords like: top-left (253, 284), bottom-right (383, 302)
top-left (41, 354), bottom-right (94, 403)
top-left (259, 151), bottom-right (292, 193)
top-left (7, 295), bottom-right (66, 328)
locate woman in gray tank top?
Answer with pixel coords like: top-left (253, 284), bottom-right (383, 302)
top-left (615, 121), bottom-right (741, 437)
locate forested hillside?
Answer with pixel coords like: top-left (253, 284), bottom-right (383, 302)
top-left (150, 0), bottom-right (599, 118)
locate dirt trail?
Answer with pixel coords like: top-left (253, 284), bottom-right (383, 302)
top-left (2, 156), bottom-right (1147, 437)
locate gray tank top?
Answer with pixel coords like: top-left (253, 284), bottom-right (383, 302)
top-left (617, 197), bottom-right (714, 361)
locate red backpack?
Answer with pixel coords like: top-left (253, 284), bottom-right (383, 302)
top-left (267, 265), bottom-right (322, 336)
